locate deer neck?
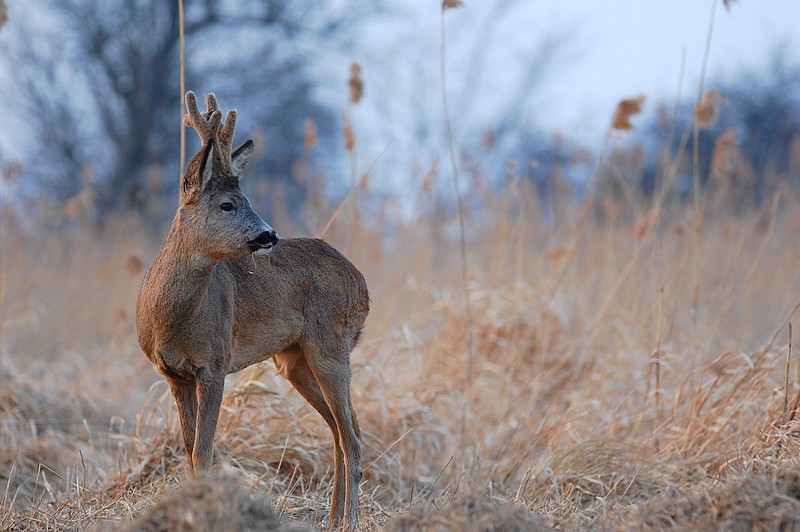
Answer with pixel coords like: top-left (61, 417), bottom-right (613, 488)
top-left (147, 221), bottom-right (221, 318)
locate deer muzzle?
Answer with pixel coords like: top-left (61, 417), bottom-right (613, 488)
top-left (248, 229), bottom-right (279, 254)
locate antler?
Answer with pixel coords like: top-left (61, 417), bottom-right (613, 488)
top-left (184, 91), bottom-right (238, 175)
top-left (184, 92), bottom-right (222, 145)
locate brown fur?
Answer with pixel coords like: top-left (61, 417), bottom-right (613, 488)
top-left (135, 92), bottom-right (369, 531)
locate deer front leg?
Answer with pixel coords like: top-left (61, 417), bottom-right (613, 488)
top-left (192, 368), bottom-right (225, 471)
top-left (168, 378), bottom-right (198, 474)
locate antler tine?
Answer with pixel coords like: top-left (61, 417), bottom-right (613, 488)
top-left (218, 110), bottom-right (237, 154)
top-left (184, 91), bottom-right (222, 144)
top-left (201, 94), bottom-right (237, 154)
top-left (205, 93), bottom-right (219, 118)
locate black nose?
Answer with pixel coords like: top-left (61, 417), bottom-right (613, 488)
top-left (262, 230), bottom-right (279, 246)
top-left (248, 230), bottom-right (279, 252)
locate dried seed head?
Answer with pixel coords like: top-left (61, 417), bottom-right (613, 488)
top-left (114, 308), bottom-right (129, 323)
top-left (694, 89), bottom-right (722, 128)
top-left (790, 135), bottom-right (800, 171)
top-left (250, 129), bottom-right (266, 160)
top-left (711, 128), bottom-right (738, 178)
top-left (304, 118), bottom-right (317, 150)
top-left (569, 148), bottom-right (592, 166)
top-left (81, 164), bottom-right (94, 186)
top-left (612, 95), bottom-right (646, 130)
top-left (360, 171), bottom-right (371, 190)
top-left (0, 1), bottom-right (7, 29)
top-left (126, 253), bottom-right (144, 277)
top-left (421, 161), bottom-right (438, 194)
top-left (546, 245), bottom-right (571, 267)
top-left (483, 129), bottom-right (496, 150)
top-left (145, 164), bottom-right (164, 192)
top-left (443, 0), bottom-right (464, 8)
top-left (634, 207), bottom-right (659, 239)
top-left (343, 114), bottom-right (355, 153)
top-left (348, 63), bottom-right (363, 105)
top-left (65, 190), bottom-right (92, 220)
top-left (291, 160), bottom-right (310, 186)
top-left (657, 104), bottom-right (669, 130)
top-left (4, 161), bottom-right (21, 183)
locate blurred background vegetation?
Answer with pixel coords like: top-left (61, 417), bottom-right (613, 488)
top-left (0, 1), bottom-right (798, 228)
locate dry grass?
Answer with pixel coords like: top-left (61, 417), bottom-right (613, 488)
top-left (114, 472), bottom-right (310, 532)
top-left (2, 145), bottom-right (800, 531)
top-left (384, 493), bottom-right (548, 531)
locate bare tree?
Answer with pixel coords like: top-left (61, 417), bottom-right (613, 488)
top-left (1, 0), bottom-right (373, 214)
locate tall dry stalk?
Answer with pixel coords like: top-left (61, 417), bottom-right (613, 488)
top-left (690, 0), bottom-right (718, 321)
top-left (783, 323), bottom-right (793, 425)
top-left (178, 0), bottom-right (186, 178)
top-left (650, 286), bottom-right (665, 432)
top-left (653, 50), bottom-right (686, 208)
top-left (547, 94), bottom-right (644, 296)
top-left (344, 62), bottom-right (364, 189)
top-left (344, 62), bottom-right (363, 246)
top-left (318, 141), bottom-right (391, 239)
top-left (440, 0), bottom-right (474, 384)
top-left (0, 163), bottom-right (14, 358)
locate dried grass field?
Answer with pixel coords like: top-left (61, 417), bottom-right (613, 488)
top-left (2, 158), bottom-right (800, 531)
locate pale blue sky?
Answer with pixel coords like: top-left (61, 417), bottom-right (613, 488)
top-left (535, 0), bottom-right (799, 143)
top-left (334, 0), bottom-right (800, 193)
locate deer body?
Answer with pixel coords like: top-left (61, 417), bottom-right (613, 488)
top-left (138, 237), bottom-right (367, 379)
top-left (136, 92), bottom-right (368, 530)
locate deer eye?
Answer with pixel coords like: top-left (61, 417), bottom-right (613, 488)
top-left (220, 202), bottom-right (235, 212)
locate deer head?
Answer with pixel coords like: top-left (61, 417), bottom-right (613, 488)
top-left (177, 91), bottom-right (277, 259)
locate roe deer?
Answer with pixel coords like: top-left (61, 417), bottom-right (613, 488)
top-left (136, 92), bottom-right (369, 530)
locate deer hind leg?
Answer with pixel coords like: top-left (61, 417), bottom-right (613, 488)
top-left (168, 378), bottom-right (198, 474)
top-left (305, 352), bottom-right (362, 531)
top-left (278, 352), bottom-right (347, 528)
top-left (192, 368), bottom-right (225, 472)
top-left (349, 396), bottom-right (361, 441)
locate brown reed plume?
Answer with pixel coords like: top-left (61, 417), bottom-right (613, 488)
top-left (344, 63), bottom-right (363, 157)
top-left (0, 1), bottom-right (7, 29)
top-left (304, 118), bottom-right (317, 150)
top-left (612, 95), bottom-right (646, 130)
top-left (712, 129), bottom-right (736, 172)
top-left (343, 113), bottom-right (355, 154)
top-left (694, 89), bottom-right (722, 128)
top-left (348, 63), bottom-right (364, 104)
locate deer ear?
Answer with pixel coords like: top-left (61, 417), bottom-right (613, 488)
top-left (181, 141), bottom-right (214, 203)
top-left (231, 139), bottom-right (254, 178)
